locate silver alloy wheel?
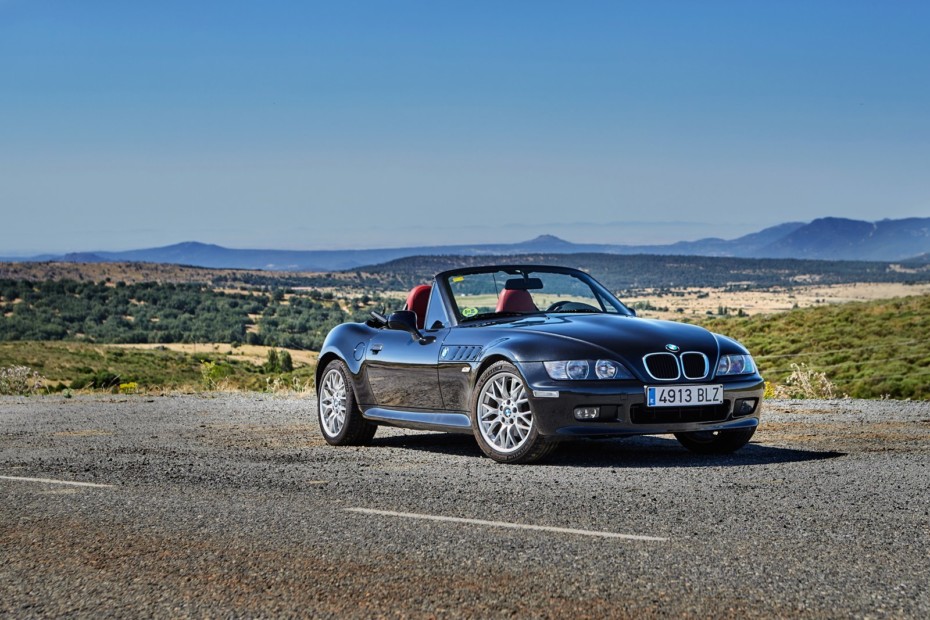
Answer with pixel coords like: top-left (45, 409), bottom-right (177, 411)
top-left (477, 371), bottom-right (533, 454)
top-left (319, 368), bottom-right (347, 438)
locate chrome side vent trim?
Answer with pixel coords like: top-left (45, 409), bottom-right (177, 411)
top-left (441, 345), bottom-right (483, 362)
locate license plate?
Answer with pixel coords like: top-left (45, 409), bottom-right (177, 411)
top-left (646, 384), bottom-right (723, 408)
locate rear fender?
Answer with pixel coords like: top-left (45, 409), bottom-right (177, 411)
top-left (316, 323), bottom-right (377, 404)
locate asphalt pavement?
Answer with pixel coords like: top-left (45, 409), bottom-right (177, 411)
top-left (1, 394), bottom-right (929, 618)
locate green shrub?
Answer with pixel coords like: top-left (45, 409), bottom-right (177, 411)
top-left (70, 371), bottom-right (122, 390)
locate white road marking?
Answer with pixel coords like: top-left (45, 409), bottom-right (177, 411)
top-left (0, 475), bottom-right (113, 489)
top-left (345, 507), bottom-right (668, 542)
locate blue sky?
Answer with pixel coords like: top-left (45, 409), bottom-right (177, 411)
top-left (1, 1), bottom-right (928, 254)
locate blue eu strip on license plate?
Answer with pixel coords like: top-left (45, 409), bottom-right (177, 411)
top-left (646, 385), bottom-right (724, 408)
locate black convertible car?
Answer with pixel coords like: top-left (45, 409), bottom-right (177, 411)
top-left (316, 265), bottom-right (763, 463)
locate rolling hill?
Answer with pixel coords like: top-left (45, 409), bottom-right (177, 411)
top-left (2, 217), bottom-right (928, 270)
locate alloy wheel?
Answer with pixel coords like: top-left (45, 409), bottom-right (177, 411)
top-left (319, 369), bottom-right (347, 437)
top-left (477, 371), bottom-right (533, 453)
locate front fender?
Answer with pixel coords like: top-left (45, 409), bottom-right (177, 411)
top-left (713, 333), bottom-right (751, 355)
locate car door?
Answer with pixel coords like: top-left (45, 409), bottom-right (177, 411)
top-left (364, 327), bottom-right (449, 410)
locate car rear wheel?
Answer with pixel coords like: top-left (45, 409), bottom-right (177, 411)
top-left (674, 427), bottom-right (755, 454)
top-left (471, 361), bottom-right (556, 464)
top-left (318, 360), bottom-right (376, 446)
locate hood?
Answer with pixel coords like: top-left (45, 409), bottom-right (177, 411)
top-left (505, 313), bottom-right (719, 355)
top-left (471, 314), bottom-right (727, 379)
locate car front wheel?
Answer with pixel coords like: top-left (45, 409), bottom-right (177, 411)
top-left (318, 360), bottom-right (376, 446)
top-left (471, 361), bottom-right (556, 464)
top-left (674, 427), bottom-right (756, 454)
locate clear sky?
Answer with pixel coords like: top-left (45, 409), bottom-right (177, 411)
top-left (2, 1), bottom-right (928, 254)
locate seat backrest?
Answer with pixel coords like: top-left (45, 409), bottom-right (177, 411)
top-left (405, 284), bottom-right (432, 329)
top-left (495, 288), bottom-right (537, 313)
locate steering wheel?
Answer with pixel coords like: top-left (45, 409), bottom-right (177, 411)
top-left (368, 309), bottom-right (388, 326)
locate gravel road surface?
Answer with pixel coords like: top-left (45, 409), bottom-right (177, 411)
top-left (2, 394), bottom-right (929, 618)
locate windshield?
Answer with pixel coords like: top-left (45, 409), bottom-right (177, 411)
top-left (443, 267), bottom-right (632, 322)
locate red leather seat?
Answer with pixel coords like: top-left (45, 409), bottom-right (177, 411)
top-left (495, 289), bottom-right (537, 313)
top-left (405, 284), bottom-right (431, 329)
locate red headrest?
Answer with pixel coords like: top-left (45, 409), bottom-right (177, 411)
top-left (495, 289), bottom-right (537, 313)
top-left (405, 284), bottom-right (432, 329)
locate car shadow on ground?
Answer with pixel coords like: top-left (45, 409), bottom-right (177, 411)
top-left (371, 432), bottom-right (845, 468)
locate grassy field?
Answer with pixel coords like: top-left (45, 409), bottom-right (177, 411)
top-left (109, 342), bottom-right (318, 368)
top-left (698, 294), bottom-right (930, 399)
top-left (625, 282), bottom-right (930, 320)
top-left (2, 259), bottom-right (929, 399)
top-left (0, 341), bottom-right (315, 393)
top-left (2, 292), bottom-right (928, 399)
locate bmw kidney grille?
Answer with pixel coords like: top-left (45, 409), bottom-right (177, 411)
top-left (643, 351), bottom-right (709, 381)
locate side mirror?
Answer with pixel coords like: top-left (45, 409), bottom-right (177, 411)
top-left (387, 311), bottom-right (435, 344)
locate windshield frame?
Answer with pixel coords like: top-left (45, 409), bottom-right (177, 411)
top-left (435, 265), bottom-right (634, 326)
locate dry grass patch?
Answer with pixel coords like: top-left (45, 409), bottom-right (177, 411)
top-left (108, 343), bottom-right (317, 368)
top-left (626, 282), bottom-right (930, 320)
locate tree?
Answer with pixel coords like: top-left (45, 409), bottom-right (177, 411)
top-left (279, 350), bottom-right (293, 373)
top-left (264, 349), bottom-right (280, 373)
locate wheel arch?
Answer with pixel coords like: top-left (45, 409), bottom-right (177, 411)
top-left (470, 353), bottom-right (557, 464)
top-left (474, 354), bottom-right (516, 383)
top-left (315, 351), bottom-right (343, 392)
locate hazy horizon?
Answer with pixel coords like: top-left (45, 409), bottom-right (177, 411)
top-left (2, 219), bottom-right (794, 256)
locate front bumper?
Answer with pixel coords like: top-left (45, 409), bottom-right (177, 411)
top-left (516, 362), bottom-right (765, 438)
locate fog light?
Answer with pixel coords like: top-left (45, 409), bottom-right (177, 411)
top-left (734, 398), bottom-right (757, 416)
top-left (574, 406), bottom-right (600, 420)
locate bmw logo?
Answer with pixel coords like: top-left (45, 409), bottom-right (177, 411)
top-left (665, 344), bottom-right (680, 353)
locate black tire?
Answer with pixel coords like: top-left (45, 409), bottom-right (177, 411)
top-left (317, 360), bottom-right (376, 446)
top-left (674, 427), bottom-right (756, 454)
top-left (470, 361), bottom-right (557, 464)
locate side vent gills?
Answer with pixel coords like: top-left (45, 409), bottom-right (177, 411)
top-left (440, 345), bottom-right (483, 362)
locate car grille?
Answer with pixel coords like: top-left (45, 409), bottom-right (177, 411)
top-left (681, 352), bottom-right (709, 380)
top-left (643, 353), bottom-right (680, 380)
top-left (630, 402), bottom-right (730, 424)
top-left (643, 351), bottom-right (710, 381)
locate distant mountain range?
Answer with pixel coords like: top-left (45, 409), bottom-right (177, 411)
top-left (3, 217), bottom-right (929, 271)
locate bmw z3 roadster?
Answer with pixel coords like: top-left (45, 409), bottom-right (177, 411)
top-left (316, 265), bottom-right (764, 464)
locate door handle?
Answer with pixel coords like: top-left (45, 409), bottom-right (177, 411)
top-left (371, 344), bottom-right (383, 354)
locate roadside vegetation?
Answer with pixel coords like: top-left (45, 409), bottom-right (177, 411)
top-left (698, 294), bottom-right (930, 399)
top-left (1, 258), bottom-right (929, 399)
top-left (0, 342), bottom-right (315, 394)
top-left (0, 279), bottom-right (386, 350)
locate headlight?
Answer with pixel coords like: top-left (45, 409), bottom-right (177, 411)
top-left (544, 360), bottom-right (588, 380)
top-left (544, 359), bottom-right (633, 380)
top-left (595, 359), bottom-right (626, 379)
top-left (716, 354), bottom-right (756, 376)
